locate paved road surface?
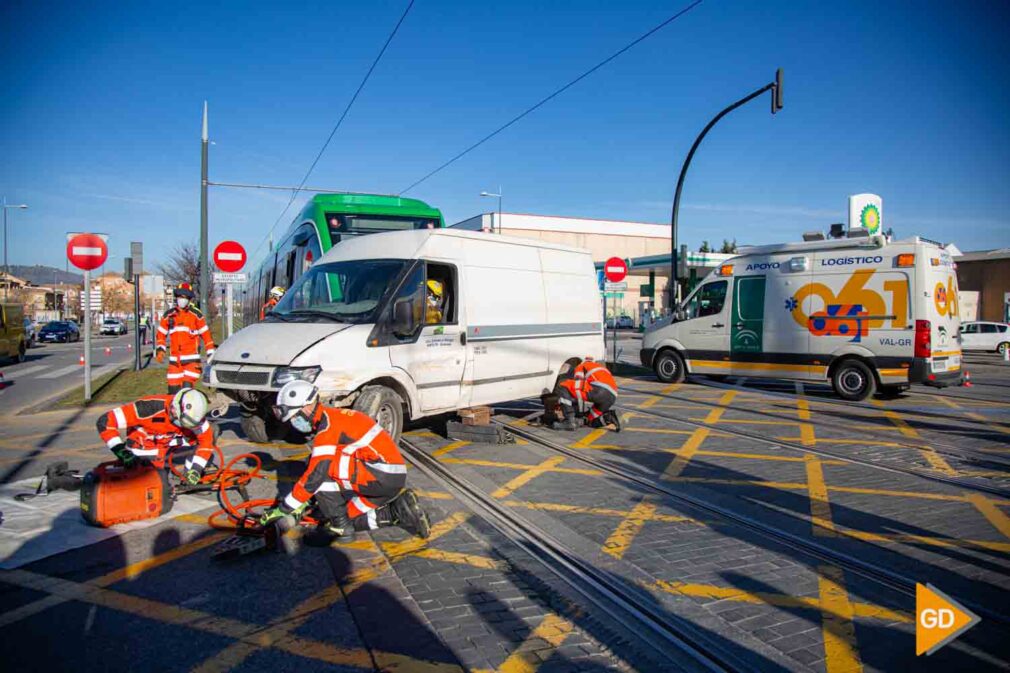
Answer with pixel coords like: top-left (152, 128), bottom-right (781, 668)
top-left (0, 332), bottom-right (142, 415)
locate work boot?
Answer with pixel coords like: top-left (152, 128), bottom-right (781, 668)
top-left (389, 489), bottom-right (431, 539)
top-left (321, 508), bottom-right (355, 541)
top-left (604, 410), bottom-right (622, 433)
top-left (551, 418), bottom-right (577, 431)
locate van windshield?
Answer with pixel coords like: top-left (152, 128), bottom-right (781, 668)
top-left (268, 259), bottom-right (408, 324)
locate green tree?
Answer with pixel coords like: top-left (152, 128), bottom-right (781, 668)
top-left (720, 238), bottom-right (737, 254)
top-left (699, 240), bottom-right (712, 253)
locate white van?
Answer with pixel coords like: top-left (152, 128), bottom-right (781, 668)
top-left (209, 229), bottom-right (604, 441)
top-left (641, 235), bottom-right (963, 400)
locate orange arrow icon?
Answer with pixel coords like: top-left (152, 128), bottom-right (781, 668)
top-left (916, 583), bottom-right (981, 656)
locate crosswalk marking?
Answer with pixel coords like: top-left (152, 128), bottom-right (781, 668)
top-left (8, 364), bottom-right (50, 377)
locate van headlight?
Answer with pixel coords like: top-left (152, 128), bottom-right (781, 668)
top-left (272, 366), bottom-right (322, 387)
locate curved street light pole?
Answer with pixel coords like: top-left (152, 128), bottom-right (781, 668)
top-left (668, 69), bottom-right (782, 309)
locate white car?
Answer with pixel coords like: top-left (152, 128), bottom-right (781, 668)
top-left (960, 321), bottom-right (1010, 355)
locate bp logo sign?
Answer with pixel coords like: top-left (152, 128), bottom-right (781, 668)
top-left (860, 204), bottom-right (881, 235)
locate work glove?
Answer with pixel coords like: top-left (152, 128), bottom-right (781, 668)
top-left (259, 506), bottom-right (288, 527)
top-left (183, 468), bottom-right (202, 486)
top-left (112, 445), bottom-right (136, 467)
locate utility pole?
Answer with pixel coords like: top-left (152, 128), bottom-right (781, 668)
top-left (669, 69), bottom-right (783, 310)
top-left (200, 101), bottom-right (210, 316)
top-left (2, 197), bottom-right (29, 300)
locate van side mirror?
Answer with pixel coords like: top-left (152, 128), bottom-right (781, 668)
top-left (392, 298), bottom-right (416, 337)
top-left (675, 309), bottom-right (686, 322)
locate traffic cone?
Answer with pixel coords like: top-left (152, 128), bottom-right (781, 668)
top-left (104, 347), bottom-right (111, 355)
top-left (963, 370), bottom-right (972, 388)
top-left (78, 355), bottom-right (85, 366)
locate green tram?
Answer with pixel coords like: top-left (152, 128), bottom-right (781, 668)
top-left (242, 193), bottom-right (444, 324)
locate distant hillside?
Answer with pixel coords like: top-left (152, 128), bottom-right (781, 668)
top-left (9, 265), bottom-right (84, 286)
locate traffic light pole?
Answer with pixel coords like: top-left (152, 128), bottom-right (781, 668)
top-left (669, 70), bottom-right (782, 310)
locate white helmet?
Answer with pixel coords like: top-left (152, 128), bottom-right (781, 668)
top-left (274, 381), bottom-right (319, 423)
top-left (269, 286), bottom-right (286, 300)
top-left (171, 389), bottom-right (209, 429)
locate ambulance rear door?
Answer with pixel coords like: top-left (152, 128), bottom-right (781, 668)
top-left (918, 245), bottom-right (962, 381)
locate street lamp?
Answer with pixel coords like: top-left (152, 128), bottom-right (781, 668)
top-left (2, 197), bottom-right (28, 300)
top-left (668, 68), bottom-right (783, 309)
top-left (480, 187), bottom-right (503, 234)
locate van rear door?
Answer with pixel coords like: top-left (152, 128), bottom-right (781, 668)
top-left (921, 248), bottom-right (961, 378)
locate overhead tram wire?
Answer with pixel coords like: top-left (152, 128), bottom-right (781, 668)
top-left (247, 0), bottom-right (416, 264)
top-left (398, 0), bottom-right (704, 195)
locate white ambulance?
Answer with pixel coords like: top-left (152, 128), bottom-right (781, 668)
top-left (208, 229), bottom-right (604, 441)
top-left (640, 233), bottom-right (963, 400)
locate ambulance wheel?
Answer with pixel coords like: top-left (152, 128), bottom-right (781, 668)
top-left (354, 385), bottom-right (404, 444)
top-left (654, 350), bottom-right (685, 384)
top-left (831, 359), bottom-right (876, 401)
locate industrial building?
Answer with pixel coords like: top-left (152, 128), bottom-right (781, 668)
top-left (955, 248), bottom-right (1010, 322)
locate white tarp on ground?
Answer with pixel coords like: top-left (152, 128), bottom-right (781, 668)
top-left (0, 477), bottom-right (212, 569)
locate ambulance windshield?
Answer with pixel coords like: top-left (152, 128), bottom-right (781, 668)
top-left (268, 259), bottom-right (408, 323)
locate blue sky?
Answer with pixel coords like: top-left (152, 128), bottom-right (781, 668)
top-left (2, 0), bottom-right (1007, 272)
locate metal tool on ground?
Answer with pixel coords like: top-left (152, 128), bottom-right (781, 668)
top-left (14, 462), bottom-right (83, 502)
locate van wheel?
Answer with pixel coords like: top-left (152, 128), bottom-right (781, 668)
top-left (16, 342), bottom-right (26, 363)
top-left (654, 350), bottom-right (686, 384)
top-left (998, 342), bottom-right (1009, 356)
top-left (354, 385), bottom-right (404, 444)
top-left (831, 359), bottom-right (876, 401)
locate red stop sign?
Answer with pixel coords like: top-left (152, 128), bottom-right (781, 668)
top-left (213, 240), bottom-right (247, 273)
top-left (66, 233), bottom-right (109, 271)
top-left (604, 257), bottom-right (627, 283)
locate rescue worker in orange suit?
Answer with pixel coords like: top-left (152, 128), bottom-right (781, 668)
top-left (260, 286), bottom-right (285, 320)
top-left (259, 381), bottom-right (430, 540)
top-left (155, 283), bottom-right (215, 394)
top-left (96, 389), bottom-right (216, 485)
top-left (553, 358), bottom-right (621, 432)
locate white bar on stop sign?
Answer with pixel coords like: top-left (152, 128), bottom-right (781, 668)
top-left (73, 247), bottom-right (103, 256)
top-left (217, 252), bottom-right (243, 261)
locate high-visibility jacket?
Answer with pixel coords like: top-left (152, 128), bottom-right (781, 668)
top-left (156, 306), bottom-right (215, 363)
top-left (560, 361), bottom-right (618, 409)
top-left (260, 298), bottom-right (277, 320)
top-left (96, 395), bottom-right (216, 469)
top-left (283, 407), bottom-right (405, 518)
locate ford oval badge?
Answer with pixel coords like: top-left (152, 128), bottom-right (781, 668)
top-left (241, 352), bottom-right (250, 359)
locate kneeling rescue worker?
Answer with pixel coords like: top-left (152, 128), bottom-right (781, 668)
top-left (259, 381), bottom-right (431, 539)
top-left (156, 282), bottom-right (215, 394)
top-left (97, 389), bottom-right (217, 485)
top-left (554, 357), bottom-right (621, 432)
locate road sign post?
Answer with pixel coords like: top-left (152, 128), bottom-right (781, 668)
top-left (213, 241), bottom-right (247, 339)
top-left (603, 257), bottom-right (628, 367)
top-left (67, 232), bottom-right (109, 402)
top-left (131, 242), bottom-right (143, 371)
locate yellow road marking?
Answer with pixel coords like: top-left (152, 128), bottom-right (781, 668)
top-left (382, 511), bottom-right (470, 558)
top-left (795, 383), bottom-right (816, 447)
top-left (572, 428), bottom-right (608, 449)
top-left (936, 396), bottom-right (1010, 435)
top-left (690, 417), bottom-right (801, 426)
top-left (964, 492), bottom-right (1010, 541)
top-left (775, 437), bottom-right (905, 448)
top-left (653, 579), bottom-right (912, 623)
top-left (472, 613), bottom-right (577, 673)
top-left (817, 565), bottom-right (863, 673)
top-left (662, 428), bottom-right (709, 480)
top-left (2, 569), bottom-right (457, 672)
top-left (489, 456), bottom-right (581, 498)
top-left (871, 400), bottom-right (956, 475)
top-left (503, 499), bottom-right (700, 524)
top-left (805, 454), bottom-right (836, 537)
top-left (602, 499), bottom-right (657, 559)
top-left (414, 488), bottom-right (454, 500)
top-left (432, 440), bottom-right (470, 457)
top-left (410, 548), bottom-right (507, 570)
top-left (835, 528), bottom-right (1010, 553)
top-left (440, 456), bottom-right (599, 477)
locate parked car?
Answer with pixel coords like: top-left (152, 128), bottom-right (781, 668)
top-left (615, 315), bottom-right (635, 329)
top-left (39, 320), bottom-right (81, 343)
top-left (960, 321), bottom-right (1010, 355)
top-left (101, 317), bottom-right (128, 335)
top-left (0, 304), bottom-right (27, 362)
top-left (22, 318), bottom-right (36, 348)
